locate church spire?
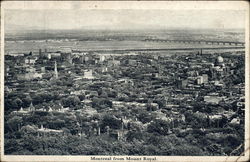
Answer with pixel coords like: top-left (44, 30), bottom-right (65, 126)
top-left (54, 61), bottom-right (58, 79)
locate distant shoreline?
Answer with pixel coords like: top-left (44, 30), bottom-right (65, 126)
top-left (79, 46), bottom-right (245, 53)
top-left (4, 46), bottom-right (244, 55)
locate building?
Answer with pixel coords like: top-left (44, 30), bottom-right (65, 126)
top-left (26, 67), bottom-right (36, 73)
top-left (25, 57), bottom-right (37, 65)
top-left (128, 59), bottom-right (137, 66)
top-left (37, 125), bottom-right (64, 136)
top-left (204, 95), bottom-right (223, 105)
top-left (177, 79), bottom-right (188, 89)
top-left (28, 102), bottom-right (35, 111)
top-left (215, 55), bottom-right (224, 66)
top-left (84, 56), bottom-right (90, 62)
top-left (50, 53), bottom-right (61, 58)
top-left (60, 47), bottom-right (72, 64)
top-left (101, 67), bottom-right (108, 73)
top-left (47, 53), bottom-right (52, 59)
top-left (153, 55), bottom-right (159, 60)
top-left (202, 74), bottom-right (208, 83)
top-left (17, 72), bottom-right (42, 80)
top-left (83, 70), bottom-right (94, 79)
top-left (197, 76), bottom-right (204, 84)
top-left (110, 130), bottom-right (126, 140)
top-left (41, 67), bottom-right (46, 73)
top-left (39, 49), bottom-right (47, 58)
top-left (196, 74), bottom-right (208, 84)
top-left (39, 49), bottom-right (42, 57)
top-left (7, 52), bottom-right (25, 57)
top-left (99, 55), bottom-right (106, 62)
top-left (108, 60), bottom-right (121, 66)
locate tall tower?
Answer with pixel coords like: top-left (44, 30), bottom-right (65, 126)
top-left (54, 61), bottom-right (58, 79)
top-left (39, 49), bottom-right (42, 58)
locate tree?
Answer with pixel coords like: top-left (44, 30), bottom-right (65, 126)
top-left (20, 125), bottom-right (37, 136)
top-left (62, 96), bottom-right (81, 108)
top-left (153, 95), bottom-right (166, 109)
top-left (14, 98), bottom-right (23, 109)
top-left (101, 114), bottom-right (122, 130)
top-left (92, 97), bottom-right (112, 110)
top-left (147, 119), bottom-right (170, 135)
top-left (32, 94), bottom-right (43, 105)
top-left (48, 119), bottom-right (65, 129)
top-left (171, 144), bottom-right (205, 155)
top-left (64, 116), bottom-right (80, 135)
top-left (4, 138), bottom-right (23, 154)
top-left (22, 95), bottom-right (32, 107)
top-left (7, 116), bottom-right (23, 131)
top-left (126, 130), bottom-right (144, 142)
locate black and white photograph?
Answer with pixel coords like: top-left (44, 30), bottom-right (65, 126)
top-left (1, 1), bottom-right (249, 162)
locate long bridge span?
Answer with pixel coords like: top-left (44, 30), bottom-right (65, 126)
top-left (144, 39), bottom-right (245, 46)
top-left (79, 46), bottom-right (245, 53)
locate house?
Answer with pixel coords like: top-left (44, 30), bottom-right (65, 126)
top-left (25, 56), bottom-right (37, 64)
top-left (109, 130), bottom-right (127, 140)
top-left (37, 125), bottom-right (64, 136)
top-left (108, 60), bottom-right (120, 66)
top-left (17, 72), bottom-right (42, 80)
top-left (204, 96), bottom-right (223, 105)
top-left (83, 70), bottom-right (94, 79)
top-left (99, 55), bottom-right (106, 62)
top-left (230, 117), bottom-right (241, 125)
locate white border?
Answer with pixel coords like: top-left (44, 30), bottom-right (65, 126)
top-left (1, 1), bottom-right (249, 162)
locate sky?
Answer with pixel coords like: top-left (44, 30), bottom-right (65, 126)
top-left (5, 9), bottom-right (245, 31)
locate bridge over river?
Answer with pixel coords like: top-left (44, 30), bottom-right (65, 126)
top-left (144, 39), bottom-right (245, 46)
top-left (79, 46), bottom-right (245, 53)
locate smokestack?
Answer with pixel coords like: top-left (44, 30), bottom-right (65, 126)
top-left (97, 127), bottom-right (100, 136)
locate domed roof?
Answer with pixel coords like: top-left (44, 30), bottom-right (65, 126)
top-left (217, 56), bottom-right (224, 63)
